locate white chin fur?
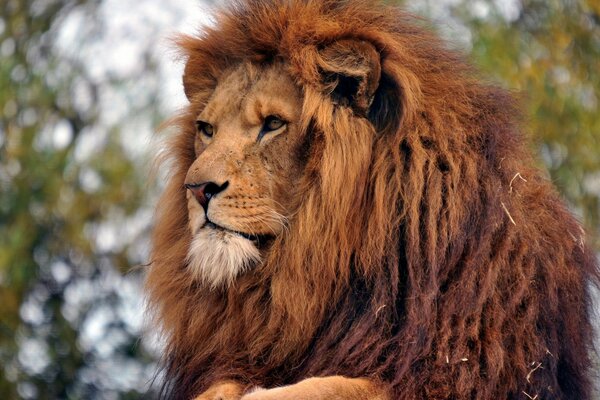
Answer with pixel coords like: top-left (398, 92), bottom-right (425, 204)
top-left (186, 228), bottom-right (261, 289)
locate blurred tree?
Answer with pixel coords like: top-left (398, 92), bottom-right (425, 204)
top-left (0, 0), bottom-right (162, 398)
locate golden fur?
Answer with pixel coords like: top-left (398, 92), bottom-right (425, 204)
top-left (146, 1), bottom-right (599, 399)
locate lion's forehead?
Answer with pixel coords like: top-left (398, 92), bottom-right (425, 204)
top-left (199, 63), bottom-right (303, 127)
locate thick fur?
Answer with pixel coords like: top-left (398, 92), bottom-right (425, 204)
top-left (146, 0), bottom-right (599, 399)
top-left (187, 228), bottom-right (261, 289)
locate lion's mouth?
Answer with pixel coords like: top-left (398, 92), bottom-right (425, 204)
top-left (204, 221), bottom-right (273, 246)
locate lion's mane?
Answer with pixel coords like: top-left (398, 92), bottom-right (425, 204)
top-left (146, 1), bottom-right (599, 399)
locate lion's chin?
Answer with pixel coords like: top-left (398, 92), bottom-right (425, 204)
top-left (186, 225), bottom-right (261, 289)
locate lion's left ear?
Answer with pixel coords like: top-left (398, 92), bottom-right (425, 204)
top-left (317, 39), bottom-right (381, 115)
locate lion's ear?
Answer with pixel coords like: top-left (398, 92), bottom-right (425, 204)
top-left (183, 58), bottom-right (204, 101)
top-left (317, 39), bottom-right (381, 115)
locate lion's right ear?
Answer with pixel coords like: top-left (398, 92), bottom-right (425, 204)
top-left (183, 58), bottom-right (204, 101)
top-left (180, 36), bottom-right (218, 102)
top-left (317, 39), bottom-right (381, 115)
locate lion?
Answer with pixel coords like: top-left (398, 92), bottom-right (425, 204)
top-left (145, 1), bottom-right (599, 399)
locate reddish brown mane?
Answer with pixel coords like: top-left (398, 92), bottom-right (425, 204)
top-left (146, 1), bottom-right (599, 398)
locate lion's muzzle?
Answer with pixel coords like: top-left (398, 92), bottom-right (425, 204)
top-left (185, 180), bottom-right (230, 210)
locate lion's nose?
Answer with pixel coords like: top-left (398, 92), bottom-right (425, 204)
top-left (185, 181), bottom-right (229, 211)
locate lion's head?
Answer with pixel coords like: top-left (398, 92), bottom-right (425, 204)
top-left (179, 38), bottom-right (384, 289)
top-left (146, 1), bottom-right (597, 399)
top-left (183, 62), bottom-right (304, 288)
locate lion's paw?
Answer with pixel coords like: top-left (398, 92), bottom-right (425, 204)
top-left (193, 381), bottom-right (245, 400)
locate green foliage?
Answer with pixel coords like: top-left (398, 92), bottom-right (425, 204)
top-left (1, 0), bottom-right (156, 398)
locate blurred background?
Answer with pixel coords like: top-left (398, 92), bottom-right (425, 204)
top-left (0, 0), bottom-right (598, 398)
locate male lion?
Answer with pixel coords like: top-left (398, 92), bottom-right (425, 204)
top-left (146, 1), bottom-right (599, 399)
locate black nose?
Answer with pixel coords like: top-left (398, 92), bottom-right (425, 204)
top-left (185, 181), bottom-right (229, 211)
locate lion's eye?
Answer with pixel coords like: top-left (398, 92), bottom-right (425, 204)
top-left (262, 115), bottom-right (285, 133)
top-left (257, 115), bottom-right (287, 142)
top-left (262, 115), bottom-right (286, 133)
top-left (196, 120), bottom-right (214, 138)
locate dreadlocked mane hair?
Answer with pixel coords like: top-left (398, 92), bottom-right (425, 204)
top-left (146, 1), bottom-right (599, 399)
